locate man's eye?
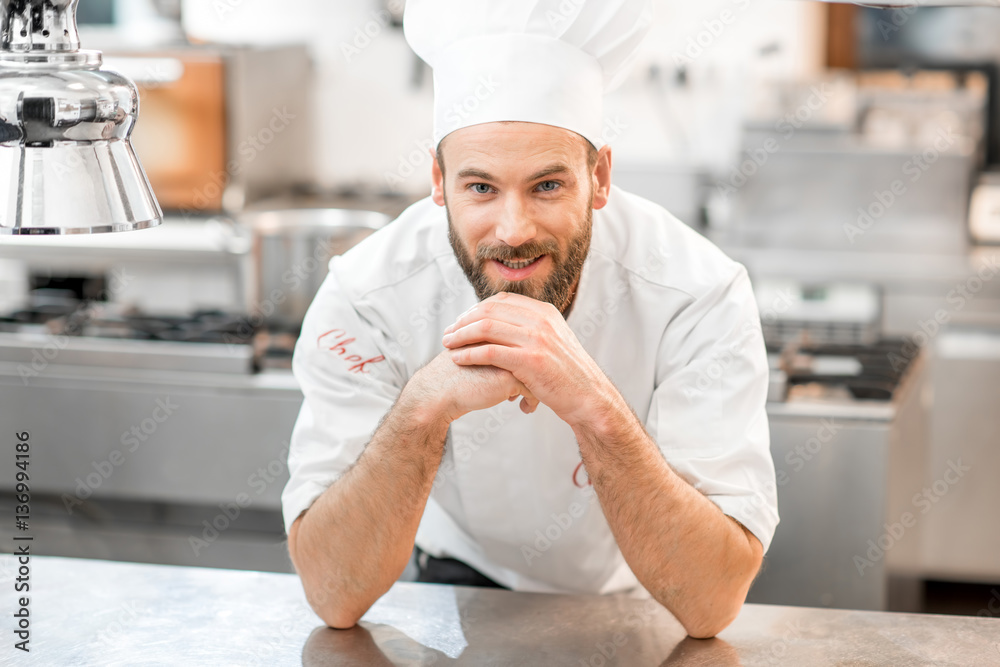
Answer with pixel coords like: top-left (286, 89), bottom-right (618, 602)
top-left (537, 181), bottom-right (560, 192)
top-left (471, 183), bottom-right (493, 194)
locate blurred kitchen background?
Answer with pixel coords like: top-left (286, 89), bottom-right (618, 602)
top-left (1, 0), bottom-right (999, 619)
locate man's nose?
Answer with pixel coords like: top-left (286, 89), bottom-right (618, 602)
top-left (494, 195), bottom-right (537, 248)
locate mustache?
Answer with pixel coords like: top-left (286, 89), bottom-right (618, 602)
top-left (476, 239), bottom-right (560, 262)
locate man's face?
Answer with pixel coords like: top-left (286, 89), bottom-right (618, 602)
top-left (432, 122), bottom-right (603, 315)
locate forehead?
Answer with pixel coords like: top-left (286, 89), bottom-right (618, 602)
top-left (441, 122), bottom-right (590, 175)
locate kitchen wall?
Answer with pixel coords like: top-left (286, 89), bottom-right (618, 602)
top-left (182, 0), bottom-right (825, 197)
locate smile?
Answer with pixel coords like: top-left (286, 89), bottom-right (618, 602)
top-left (497, 256), bottom-right (543, 270)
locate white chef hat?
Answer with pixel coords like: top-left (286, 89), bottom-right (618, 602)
top-left (404, 0), bottom-right (653, 149)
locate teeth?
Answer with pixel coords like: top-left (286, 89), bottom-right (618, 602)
top-left (499, 257), bottom-right (538, 270)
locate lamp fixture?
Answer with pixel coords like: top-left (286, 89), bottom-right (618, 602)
top-left (0, 0), bottom-right (162, 235)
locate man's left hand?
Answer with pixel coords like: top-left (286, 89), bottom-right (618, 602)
top-left (442, 292), bottom-right (615, 426)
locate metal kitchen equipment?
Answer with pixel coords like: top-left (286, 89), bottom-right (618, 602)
top-left (101, 44), bottom-right (314, 214)
top-left (241, 208), bottom-right (390, 325)
top-left (755, 280), bottom-right (882, 347)
top-left (748, 329), bottom-right (929, 612)
top-left (0, 205), bottom-right (391, 571)
top-left (0, 0), bottom-right (162, 235)
top-left (722, 70), bottom-right (983, 256)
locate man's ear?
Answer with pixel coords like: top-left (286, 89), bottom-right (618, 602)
top-left (430, 148), bottom-right (446, 207)
top-left (592, 145), bottom-right (612, 210)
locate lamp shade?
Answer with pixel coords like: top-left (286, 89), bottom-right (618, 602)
top-left (0, 0), bottom-right (162, 235)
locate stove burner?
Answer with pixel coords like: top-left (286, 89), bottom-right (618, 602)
top-left (773, 337), bottom-right (919, 402)
top-left (0, 299), bottom-right (301, 373)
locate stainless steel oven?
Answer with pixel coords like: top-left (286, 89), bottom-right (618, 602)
top-left (748, 335), bottom-right (930, 612)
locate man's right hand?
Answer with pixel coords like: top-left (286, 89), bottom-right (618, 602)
top-left (403, 349), bottom-right (539, 425)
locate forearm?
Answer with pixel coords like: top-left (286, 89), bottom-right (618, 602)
top-left (288, 390), bottom-right (449, 629)
top-left (572, 396), bottom-right (762, 639)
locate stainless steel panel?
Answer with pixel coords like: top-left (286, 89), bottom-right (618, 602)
top-left (922, 326), bottom-right (1000, 581)
top-left (2, 555), bottom-right (998, 666)
top-left (0, 368), bottom-right (302, 510)
top-left (241, 208), bottom-right (390, 323)
top-left (749, 415), bottom-right (892, 610)
top-left (729, 143), bottom-right (974, 255)
top-left (225, 45), bottom-right (315, 210)
top-left (750, 351), bottom-right (928, 611)
top-left (0, 332), bottom-right (253, 374)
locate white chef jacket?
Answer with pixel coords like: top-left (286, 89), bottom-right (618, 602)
top-left (281, 185), bottom-right (779, 595)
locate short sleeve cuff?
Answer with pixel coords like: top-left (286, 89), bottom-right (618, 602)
top-left (708, 493), bottom-right (779, 554)
top-left (281, 479), bottom-right (334, 535)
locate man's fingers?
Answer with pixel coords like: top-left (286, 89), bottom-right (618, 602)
top-left (443, 298), bottom-right (540, 335)
top-left (489, 291), bottom-right (556, 314)
top-left (442, 318), bottom-right (530, 350)
top-left (514, 381), bottom-right (538, 414)
top-left (449, 344), bottom-right (519, 371)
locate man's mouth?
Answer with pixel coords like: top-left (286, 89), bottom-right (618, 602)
top-left (496, 256), bottom-right (543, 270)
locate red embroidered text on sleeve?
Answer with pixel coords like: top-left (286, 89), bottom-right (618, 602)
top-left (317, 328), bottom-right (386, 374)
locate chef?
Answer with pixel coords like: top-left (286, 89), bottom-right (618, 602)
top-left (282, 0), bottom-right (778, 639)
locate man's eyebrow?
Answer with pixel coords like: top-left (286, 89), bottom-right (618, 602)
top-left (526, 164), bottom-right (571, 182)
top-left (455, 164), bottom-right (573, 183)
top-left (456, 168), bottom-right (494, 181)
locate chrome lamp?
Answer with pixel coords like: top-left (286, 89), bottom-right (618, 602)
top-left (0, 0), bottom-right (162, 235)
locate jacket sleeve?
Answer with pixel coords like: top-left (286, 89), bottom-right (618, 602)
top-left (280, 264), bottom-right (406, 534)
top-left (644, 264), bottom-right (779, 552)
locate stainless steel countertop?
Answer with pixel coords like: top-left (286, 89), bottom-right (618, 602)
top-left (2, 556), bottom-right (998, 666)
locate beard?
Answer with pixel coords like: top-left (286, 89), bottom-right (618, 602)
top-left (447, 207), bottom-right (592, 316)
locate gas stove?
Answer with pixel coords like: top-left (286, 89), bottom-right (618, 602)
top-left (0, 290), bottom-right (298, 374)
top-left (769, 336), bottom-right (919, 404)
